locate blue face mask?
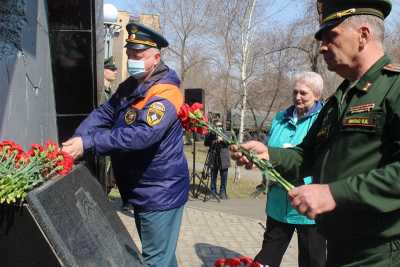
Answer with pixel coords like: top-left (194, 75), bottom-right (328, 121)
top-left (127, 59), bottom-right (147, 79)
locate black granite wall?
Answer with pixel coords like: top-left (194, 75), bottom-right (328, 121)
top-left (47, 0), bottom-right (104, 142)
top-left (0, 0), bottom-right (58, 146)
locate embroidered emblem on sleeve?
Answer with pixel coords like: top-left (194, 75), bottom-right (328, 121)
top-left (146, 102), bottom-right (166, 126)
top-left (124, 108), bottom-right (138, 125)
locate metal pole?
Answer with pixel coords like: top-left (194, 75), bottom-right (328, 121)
top-left (191, 132), bottom-right (196, 196)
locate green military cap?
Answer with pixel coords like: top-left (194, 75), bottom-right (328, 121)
top-left (125, 22), bottom-right (169, 50)
top-left (315, 0), bottom-right (392, 40)
top-left (104, 56), bottom-right (117, 70)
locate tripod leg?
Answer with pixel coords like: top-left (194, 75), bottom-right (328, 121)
top-left (193, 173), bottom-right (202, 198)
top-left (191, 172), bottom-right (198, 198)
top-left (202, 165), bottom-right (220, 202)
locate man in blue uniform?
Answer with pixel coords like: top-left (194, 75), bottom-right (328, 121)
top-left (62, 22), bottom-right (189, 267)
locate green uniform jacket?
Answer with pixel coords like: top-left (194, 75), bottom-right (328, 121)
top-left (269, 55), bottom-right (400, 242)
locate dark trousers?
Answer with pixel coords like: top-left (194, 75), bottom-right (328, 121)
top-left (255, 217), bottom-right (326, 267)
top-left (210, 168), bottom-right (228, 193)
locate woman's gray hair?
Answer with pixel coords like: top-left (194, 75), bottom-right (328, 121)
top-left (294, 71), bottom-right (324, 99)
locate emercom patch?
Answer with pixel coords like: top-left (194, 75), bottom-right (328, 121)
top-left (146, 102), bottom-right (165, 126)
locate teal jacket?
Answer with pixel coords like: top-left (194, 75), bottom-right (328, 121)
top-left (265, 101), bottom-right (323, 224)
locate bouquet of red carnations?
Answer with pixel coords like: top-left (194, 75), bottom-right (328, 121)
top-left (214, 256), bottom-right (263, 267)
top-left (178, 103), bottom-right (294, 191)
top-left (0, 140), bottom-right (73, 204)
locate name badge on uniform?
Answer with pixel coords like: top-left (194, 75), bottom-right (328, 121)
top-left (124, 108), bottom-right (138, 125)
top-left (343, 117), bottom-right (375, 128)
top-left (146, 102), bottom-right (165, 127)
top-left (349, 103), bottom-right (375, 114)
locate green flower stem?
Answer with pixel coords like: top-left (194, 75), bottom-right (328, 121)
top-left (190, 115), bottom-right (294, 192)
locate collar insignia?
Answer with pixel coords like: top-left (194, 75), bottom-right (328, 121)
top-left (361, 82), bottom-right (372, 92)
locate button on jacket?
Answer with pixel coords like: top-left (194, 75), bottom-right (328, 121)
top-left (75, 62), bottom-right (189, 212)
top-left (269, 55), bottom-right (400, 242)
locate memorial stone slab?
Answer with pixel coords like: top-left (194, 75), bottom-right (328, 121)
top-left (0, 164), bottom-right (146, 267)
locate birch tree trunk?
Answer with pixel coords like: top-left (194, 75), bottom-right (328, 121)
top-left (234, 0), bottom-right (257, 183)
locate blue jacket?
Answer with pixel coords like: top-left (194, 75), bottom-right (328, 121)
top-left (75, 62), bottom-right (189, 212)
top-left (265, 101), bottom-right (322, 224)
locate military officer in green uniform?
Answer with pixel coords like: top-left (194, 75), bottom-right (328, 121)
top-left (231, 0), bottom-right (400, 266)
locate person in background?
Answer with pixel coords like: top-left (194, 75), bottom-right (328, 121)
top-left (100, 57), bottom-right (134, 214)
top-left (204, 120), bottom-right (231, 199)
top-left (102, 56), bottom-right (118, 102)
top-left (255, 71), bottom-right (326, 267)
top-left (231, 1), bottom-right (400, 266)
top-left (62, 22), bottom-right (189, 267)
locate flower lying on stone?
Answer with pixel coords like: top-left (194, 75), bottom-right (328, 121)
top-left (0, 140), bottom-right (73, 204)
top-left (214, 256), bottom-right (263, 267)
top-left (178, 103), bottom-right (294, 191)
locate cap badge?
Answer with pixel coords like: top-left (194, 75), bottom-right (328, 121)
top-left (130, 26), bottom-right (138, 34)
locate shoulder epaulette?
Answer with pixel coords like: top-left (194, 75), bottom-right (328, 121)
top-left (383, 63), bottom-right (400, 73)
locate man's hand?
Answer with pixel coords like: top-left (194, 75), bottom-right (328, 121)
top-left (229, 141), bottom-right (269, 169)
top-left (62, 137), bottom-right (84, 159)
top-left (289, 184), bottom-right (336, 219)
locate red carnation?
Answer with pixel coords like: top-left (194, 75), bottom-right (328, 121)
top-left (239, 256), bottom-right (254, 265)
top-left (214, 258), bottom-right (226, 267)
top-left (45, 140), bottom-right (59, 152)
top-left (55, 151), bottom-right (74, 175)
top-left (1, 140), bottom-right (17, 148)
top-left (28, 143), bottom-right (44, 157)
top-left (178, 104), bottom-right (192, 131)
top-left (15, 153), bottom-right (30, 169)
top-left (190, 102), bottom-right (203, 112)
top-left (178, 102), bottom-right (210, 135)
top-left (225, 257), bottom-right (241, 267)
top-left (178, 104), bottom-right (190, 122)
top-left (249, 261), bottom-right (262, 267)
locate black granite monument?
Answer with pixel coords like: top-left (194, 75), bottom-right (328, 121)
top-left (0, 164), bottom-right (145, 267)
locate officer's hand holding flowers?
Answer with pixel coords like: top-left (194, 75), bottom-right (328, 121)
top-left (288, 184), bottom-right (336, 219)
top-left (229, 141), bottom-right (269, 170)
top-left (61, 136), bottom-right (84, 160)
top-left (230, 142), bottom-right (336, 219)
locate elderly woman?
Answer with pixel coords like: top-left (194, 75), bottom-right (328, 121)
top-left (255, 72), bottom-right (326, 267)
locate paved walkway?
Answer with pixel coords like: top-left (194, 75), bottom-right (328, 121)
top-left (113, 198), bottom-right (298, 267)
